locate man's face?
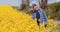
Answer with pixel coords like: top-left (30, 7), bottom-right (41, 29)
top-left (33, 6), bottom-right (38, 11)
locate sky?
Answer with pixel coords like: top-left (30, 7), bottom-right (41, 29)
top-left (0, 0), bottom-right (60, 6)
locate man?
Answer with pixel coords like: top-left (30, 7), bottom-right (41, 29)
top-left (31, 4), bottom-right (48, 26)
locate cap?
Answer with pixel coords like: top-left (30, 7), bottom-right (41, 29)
top-left (32, 4), bottom-right (37, 8)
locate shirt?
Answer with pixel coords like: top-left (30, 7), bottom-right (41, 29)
top-left (32, 8), bottom-right (48, 23)
top-left (34, 10), bottom-right (40, 19)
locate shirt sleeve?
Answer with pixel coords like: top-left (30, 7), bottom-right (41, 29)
top-left (32, 13), bottom-right (36, 19)
top-left (40, 8), bottom-right (48, 22)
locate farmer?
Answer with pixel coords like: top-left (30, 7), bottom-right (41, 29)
top-left (31, 4), bottom-right (48, 27)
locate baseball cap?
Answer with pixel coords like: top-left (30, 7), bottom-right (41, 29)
top-left (31, 4), bottom-right (37, 8)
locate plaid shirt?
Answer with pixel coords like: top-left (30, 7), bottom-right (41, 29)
top-left (32, 8), bottom-right (48, 23)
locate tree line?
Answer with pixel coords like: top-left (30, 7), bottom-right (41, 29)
top-left (21, 0), bottom-right (47, 9)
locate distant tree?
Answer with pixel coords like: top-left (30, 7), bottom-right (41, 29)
top-left (20, 0), bottom-right (26, 10)
top-left (40, 0), bottom-right (47, 9)
top-left (26, 0), bottom-right (30, 9)
top-left (21, 4), bottom-right (26, 10)
top-left (21, 0), bottom-right (30, 9)
top-left (22, 0), bottom-right (24, 4)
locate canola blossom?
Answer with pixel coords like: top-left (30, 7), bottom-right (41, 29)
top-left (0, 5), bottom-right (39, 32)
top-left (0, 5), bottom-right (58, 32)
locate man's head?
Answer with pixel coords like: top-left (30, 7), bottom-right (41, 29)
top-left (32, 4), bottom-right (39, 11)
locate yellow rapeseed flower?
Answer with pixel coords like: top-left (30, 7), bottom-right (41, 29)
top-left (0, 5), bottom-right (39, 32)
top-left (0, 5), bottom-right (58, 32)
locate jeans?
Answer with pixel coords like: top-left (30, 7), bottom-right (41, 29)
top-left (37, 19), bottom-right (47, 27)
top-left (37, 19), bottom-right (40, 26)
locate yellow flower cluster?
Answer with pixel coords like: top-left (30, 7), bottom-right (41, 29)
top-left (39, 19), bottom-right (58, 32)
top-left (0, 5), bottom-right (58, 32)
top-left (0, 5), bottom-right (39, 32)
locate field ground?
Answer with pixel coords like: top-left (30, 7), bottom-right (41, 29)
top-left (55, 21), bottom-right (60, 32)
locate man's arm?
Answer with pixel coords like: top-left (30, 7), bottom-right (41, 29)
top-left (40, 8), bottom-right (48, 22)
top-left (32, 13), bottom-right (36, 19)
